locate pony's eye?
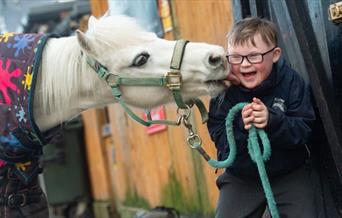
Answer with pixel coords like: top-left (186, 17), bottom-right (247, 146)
top-left (132, 52), bottom-right (150, 67)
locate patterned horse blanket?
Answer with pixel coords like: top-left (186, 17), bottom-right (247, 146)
top-left (0, 33), bottom-right (52, 183)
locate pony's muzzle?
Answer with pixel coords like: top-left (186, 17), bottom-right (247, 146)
top-left (208, 54), bottom-right (225, 69)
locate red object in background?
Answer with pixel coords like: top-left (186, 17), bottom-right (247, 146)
top-left (143, 106), bottom-right (168, 135)
top-left (0, 160), bottom-right (6, 167)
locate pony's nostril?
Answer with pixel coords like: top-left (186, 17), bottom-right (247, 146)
top-left (208, 55), bottom-right (223, 67)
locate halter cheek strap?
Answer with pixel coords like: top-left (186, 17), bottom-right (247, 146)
top-left (168, 39), bottom-right (189, 109)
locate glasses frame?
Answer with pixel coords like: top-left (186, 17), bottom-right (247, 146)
top-left (226, 46), bottom-right (278, 65)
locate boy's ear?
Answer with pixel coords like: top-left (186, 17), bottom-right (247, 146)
top-left (272, 47), bottom-right (282, 63)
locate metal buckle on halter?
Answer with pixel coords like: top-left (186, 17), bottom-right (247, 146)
top-left (7, 193), bottom-right (26, 207)
top-left (105, 73), bottom-right (119, 87)
top-left (165, 71), bottom-right (181, 90)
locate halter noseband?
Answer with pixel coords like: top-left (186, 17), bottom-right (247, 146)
top-left (86, 39), bottom-right (208, 126)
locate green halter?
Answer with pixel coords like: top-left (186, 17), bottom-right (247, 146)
top-left (86, 39), bottom-right (208, 126)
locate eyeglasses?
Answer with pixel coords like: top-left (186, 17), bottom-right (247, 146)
top-left (226, 46), bottom-right (277, 65)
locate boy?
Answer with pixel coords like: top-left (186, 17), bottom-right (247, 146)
top-left (207, 17), bottom-right (316, 218)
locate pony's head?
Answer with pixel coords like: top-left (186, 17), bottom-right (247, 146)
top-left (76, 15), bottom-right (230, 108)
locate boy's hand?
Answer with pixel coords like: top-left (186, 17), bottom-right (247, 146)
top-left (227, 72), bottom-right (240, 86)
top-left (241, 103), bottom-right (254, 130)
top-left (251, 97), bottom-right (269, 129)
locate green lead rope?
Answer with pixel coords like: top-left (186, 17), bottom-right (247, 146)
top-left (208, 102), bottom-right (280, 218)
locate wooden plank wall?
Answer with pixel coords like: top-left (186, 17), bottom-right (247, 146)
top-left (83, 0), bottom-right (112, 202)
top-left (173, 1), bottom-right (233, 210)
top-left (85, 0), bottom-right (233, 215)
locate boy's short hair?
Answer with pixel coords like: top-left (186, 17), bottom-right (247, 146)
top-left (227, 17), bottom-right (278, 47)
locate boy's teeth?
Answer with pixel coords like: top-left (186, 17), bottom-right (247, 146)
top-left (242, 71), bottom-right (256, 75)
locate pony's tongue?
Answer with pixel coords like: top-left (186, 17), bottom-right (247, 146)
top-left (223, 80), bottom-right (231, 86)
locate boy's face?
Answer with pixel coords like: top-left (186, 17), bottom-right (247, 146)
top-left (227, 34), bottom-right (281, 89)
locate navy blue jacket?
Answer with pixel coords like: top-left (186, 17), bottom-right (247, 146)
top-left (207, 59), bottom-right (315, 178)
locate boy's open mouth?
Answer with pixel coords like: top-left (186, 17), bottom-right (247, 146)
top-left (241, 71), bottom-right (257, 79)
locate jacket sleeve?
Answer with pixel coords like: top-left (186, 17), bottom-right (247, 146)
top-left (207, 93), bottom-right (249, 159)
top-left (265, 78), bottom-right (315, 148)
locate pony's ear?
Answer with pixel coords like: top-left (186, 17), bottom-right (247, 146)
top-left (76, 30), bottom-right (96, 55)
top-left (102, 11), bottom-right (110, 17)
top-left (88, 15), bottom-right (98, 28)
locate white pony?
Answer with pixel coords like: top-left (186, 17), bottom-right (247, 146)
top-left (34, 15), bottom-right (230, 131)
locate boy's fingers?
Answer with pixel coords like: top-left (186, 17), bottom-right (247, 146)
top-left (252, 103), bottom-right (263, 111)
top-left (242, 104), bottom-right (252, 113)
top-left (243, 116), bottom-right (254, 129)
top-left (227, 73), bottom-right (240, 86)
top-left (242, 103), bottom-right (252, 111)
top-left (244, 124), bottom-right (252, 130)
top-left (253, 97), bottom-right (261, 103)
top-left (253, 117), bottom-right (266, 124)
top-left (242, 108), bottom-right (253, 118)
top-left (244, 116), bottom-right (254, 123)
top-left (252, 111), bottom-right (265, 117)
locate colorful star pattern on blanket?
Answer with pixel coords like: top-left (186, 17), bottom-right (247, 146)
top-left (7, 34), bottom-right (35, 57)
top-left (0, 59), bottom-right (22, 104)
top-left (0, 32), bottom-right (52, 183)
top-left (22, 65), bottom-right (33, 91)
top-left (0, 132), bottom-right (22, 147)
top-left (0, 33), bottom-right (45, 129)
top-left (0, 32), bottom-right (14, 43)
top-left (15, 161), bottom-right (32, 171)
top-left (15, 105), bottom-right (27, 123)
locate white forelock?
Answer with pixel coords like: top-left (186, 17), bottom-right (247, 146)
top-left (86, 15), bottom-right (157, 51)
